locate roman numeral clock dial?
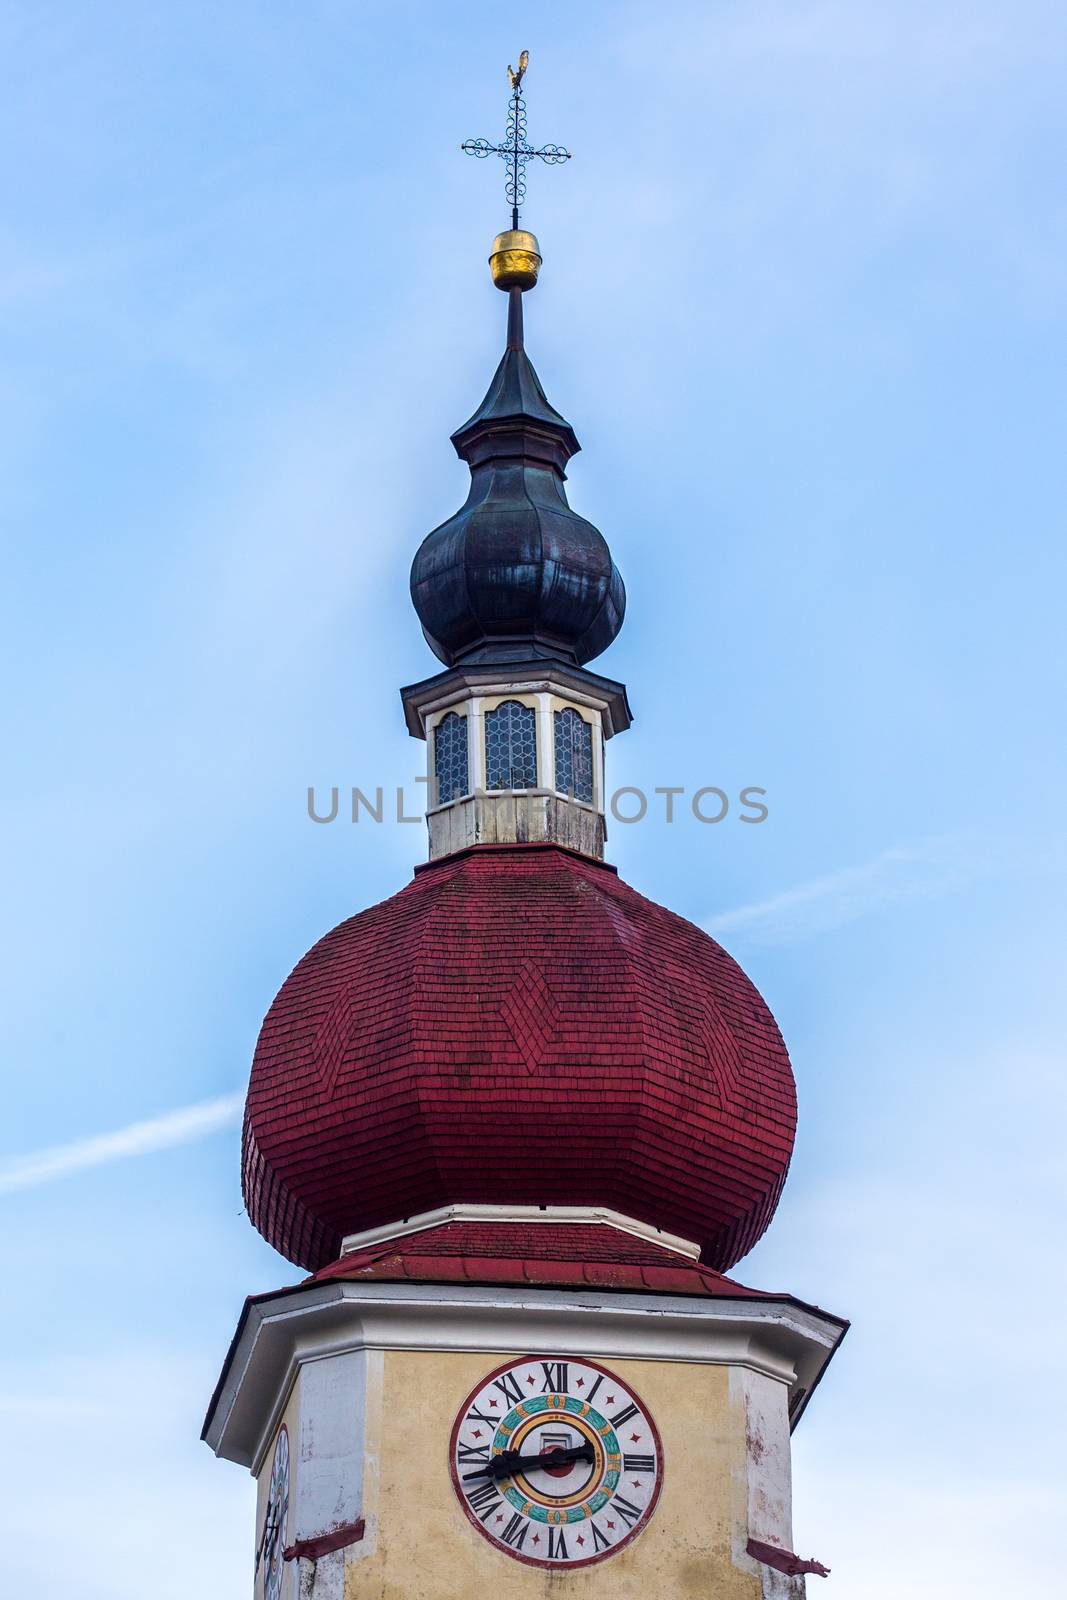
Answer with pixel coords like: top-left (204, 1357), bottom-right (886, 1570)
top-left (255, 1425), bottom-right (289, 1600)
top-left (449, 1358), bottom-right (663, 1569)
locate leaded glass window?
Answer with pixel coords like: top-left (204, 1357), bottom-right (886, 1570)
top-left (485, 700), bottom-right (537, 790)
top-left (554, 707), bottom-right (594, 803)
top-left (433, 712), bottom-right (468, 804)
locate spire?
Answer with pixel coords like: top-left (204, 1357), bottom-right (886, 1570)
top-left (410, 150), bottom-right (624, 668)
top-left (402, 52), bottom-right (630, 867)
top-left (409, 273), bottom-right (624, 667)
top-left (450, 288), bottom-right (579, 469)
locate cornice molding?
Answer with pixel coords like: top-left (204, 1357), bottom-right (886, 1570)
top-left (203, 1279), bottom-right (846, 1473)
top-left (339, 1204), bottom-right (701, 1261)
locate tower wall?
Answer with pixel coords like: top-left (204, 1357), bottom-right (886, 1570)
top-left (216, 1276), bottom-right (837, 1600)
top-left (256, 1348), bottom-right (803, 1600)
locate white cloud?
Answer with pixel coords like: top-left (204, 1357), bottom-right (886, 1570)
top-left (0, 1091), bottom-right (243, 1195)
top-left (706, 836), bottom-right (986, 943)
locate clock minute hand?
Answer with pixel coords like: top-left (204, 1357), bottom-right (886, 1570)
top-left (461, 1441), bottom-right (596, 1482)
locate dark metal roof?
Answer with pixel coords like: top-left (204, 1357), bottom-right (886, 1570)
top-left (410, 295), bottom-right (625, 669)
top-left (451, 344), bottom-right (580, 463)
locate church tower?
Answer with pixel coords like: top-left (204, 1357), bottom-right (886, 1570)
top-left (203, 56), bottom-right (845, 1600)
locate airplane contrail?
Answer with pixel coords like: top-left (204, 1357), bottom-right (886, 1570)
top-left (0, 1091), bottom-right (244, 1195)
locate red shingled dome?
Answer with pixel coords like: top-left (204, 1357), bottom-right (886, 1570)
top-left (243, 844), bottom-right (797, 1272)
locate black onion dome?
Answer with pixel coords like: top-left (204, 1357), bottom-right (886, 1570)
top-left (410, 316), bottom-right (625, 667)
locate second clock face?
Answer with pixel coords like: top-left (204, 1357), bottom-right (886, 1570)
top-left (261, 1424), bottom-right (290, 1600)
top-left (449, 1356), bottom-right (663, 1569)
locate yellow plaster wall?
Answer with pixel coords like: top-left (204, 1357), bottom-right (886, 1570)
top-left (347, 1349), bottom-right (762, 1600)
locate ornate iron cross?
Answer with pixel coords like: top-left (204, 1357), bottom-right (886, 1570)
top-left (461, 50), bottom-right (571, 230)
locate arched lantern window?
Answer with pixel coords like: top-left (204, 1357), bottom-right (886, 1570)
top-left (554, 707), bottom-right (594, 803)
top-left (485, 700), bottom-right (537, 790)
top-left (433, 711), bottom-right (469, 804)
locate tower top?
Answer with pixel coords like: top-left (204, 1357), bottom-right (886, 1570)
top-left (408, 288), bottom-right (625, 669)
top-left (409, 55), bottom-right (621, 672)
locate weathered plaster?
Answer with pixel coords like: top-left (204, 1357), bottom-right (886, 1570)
top-left (731, 1366), bottom-right (805, 1600)
top-left (256, 1353), bottom-right (372, 1600)
top-left (343, 1349), bottom-right (768, 1600)
top-left (228, 1286), bottom-right (842, 1598)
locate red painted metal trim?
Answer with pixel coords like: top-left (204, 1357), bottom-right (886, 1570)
top-left (747, 1538), bottom-right (830, 1577)
top-left (283, 1519), bottom-right (366, 1562)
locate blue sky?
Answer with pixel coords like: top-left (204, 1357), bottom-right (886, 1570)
top-left (2, 2), bottom-right (1065, 1594)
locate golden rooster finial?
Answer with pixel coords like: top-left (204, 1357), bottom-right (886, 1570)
top-left (507, 50), bottom-right (529, 92)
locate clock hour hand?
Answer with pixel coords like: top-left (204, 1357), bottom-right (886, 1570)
top-left (254, 1511), bottom-right (275, 1574)
top-left (461, 1441), bottom-right (596, 1482)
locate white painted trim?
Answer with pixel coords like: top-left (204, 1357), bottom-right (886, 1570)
top-left (469, 695), bottom-right (485, 791)
top-left (536, 693), bottom-right (555, 792)
top-left (415, 678), bottom-right (611, 715)
top-left (339, 1203), bottom-right (701, 1260)
top-left (204, 1278), bottom-right (844, 1471)
top-left (407, 676), bottom-right (617, 737)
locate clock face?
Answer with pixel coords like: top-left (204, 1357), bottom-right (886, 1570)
top-left (449, 1356), bottom-right (663, 1569)
top-left (259, 1425), bottom-right (290, 1600)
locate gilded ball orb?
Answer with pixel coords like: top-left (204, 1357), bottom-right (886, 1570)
top-left (489, 229), bottom-right (542, 290)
